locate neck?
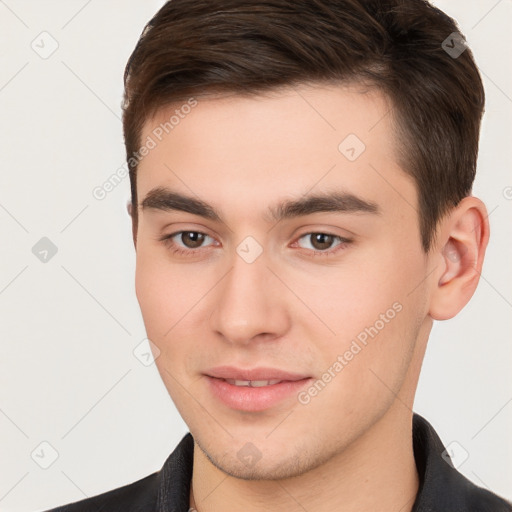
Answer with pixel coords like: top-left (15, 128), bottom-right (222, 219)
top-left (189, 403), bottom-right (419, 512)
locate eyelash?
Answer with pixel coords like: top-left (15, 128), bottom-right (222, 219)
top-left (158, 230), bottom-right (352, 258)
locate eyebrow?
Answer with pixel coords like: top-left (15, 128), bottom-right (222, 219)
top-left (140, 186), bottom-right (380, 224)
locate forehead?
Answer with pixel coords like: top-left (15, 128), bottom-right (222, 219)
top-left (136, 83), bottom-right (416, 223)
top-left (144, 83), bottom-right (394, 159)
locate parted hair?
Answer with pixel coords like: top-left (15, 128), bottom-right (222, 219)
top-left (122, 0), bottom-right (485, 251)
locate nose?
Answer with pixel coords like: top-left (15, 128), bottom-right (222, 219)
top-left (208, 251), bottom-right (290, 346)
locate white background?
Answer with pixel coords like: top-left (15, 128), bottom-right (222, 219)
top-left (0, 1), bottom-right (510, 510)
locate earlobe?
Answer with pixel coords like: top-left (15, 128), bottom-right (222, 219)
top-left (428, 197), bottom-right (489, 321)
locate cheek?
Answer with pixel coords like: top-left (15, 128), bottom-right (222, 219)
top-left (134, 252), bottom-right (198, 402)
top-left (302, 244), bottom-right (426, 382)
top-left (135, 247), bottom-right (187, 338)
top-left (134, 228), bottom-right (205, 312)
top-left (293, 249), bottom-right (418, 344)
top-left (134, 245), bottom-right (214, 373)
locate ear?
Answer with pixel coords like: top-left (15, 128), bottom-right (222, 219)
top-left (127, 200), bottom-right (137, 249)
top-left (428, 196), bottom-right (490, 320)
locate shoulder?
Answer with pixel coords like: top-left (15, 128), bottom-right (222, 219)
top-left (448, 465), bottom-right (511, 511)
top-left (463, 482), bottom-right (512, 512)
top-left (40, 471), bottom-right (160, 512)
top-left (412, 414), bottom-right (511, 511)
top-left (40, 432), bottom-right (195, 512)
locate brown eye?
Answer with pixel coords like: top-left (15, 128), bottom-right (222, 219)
top-left (179, 231), bottom-right (206, 249)
top-left (299, 233), bottom-right (338, 251)
top-left (310, 233), bottom-right (335, 251)
top-left (159, 231), bottom-right (215, 255)
top-left (295, 232), bottom-right (352, 256)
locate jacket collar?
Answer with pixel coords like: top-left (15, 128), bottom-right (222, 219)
top-left (155, 413), bottom-right (510, 511)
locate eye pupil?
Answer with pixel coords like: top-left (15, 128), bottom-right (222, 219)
top-left (182, 231), bottom-right (205, 248)
top-left (311, 233), bottom-right (334, 250)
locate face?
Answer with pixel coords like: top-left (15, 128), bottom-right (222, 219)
top-left (133, 83), bottom-right (434, 479)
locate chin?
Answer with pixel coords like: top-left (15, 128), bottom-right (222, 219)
top-left (195, 434), bottom-right (324, 481)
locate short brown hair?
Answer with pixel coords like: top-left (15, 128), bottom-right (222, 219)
top-left (122, 0), bottom-right (485, 252)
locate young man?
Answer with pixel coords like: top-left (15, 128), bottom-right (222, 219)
top-left (45, 0), bottom-right (511, 510)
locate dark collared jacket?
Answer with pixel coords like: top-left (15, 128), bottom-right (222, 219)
top-left (44, 414), bottom-right (511, 511)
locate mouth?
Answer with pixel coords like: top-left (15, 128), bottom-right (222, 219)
top-left (204, 365), bottom-right (310, 382)
top-left (223, 378), bottom-right (284, 387)
top-left (203, 366), bottom-right (313, 412)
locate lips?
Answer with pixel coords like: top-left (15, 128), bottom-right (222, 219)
top-left (204, 365), bottom-right (310, 382)
top-left (225, 379), bottom-right (282, 387)
top-left (203, 366), bottom-right (312, 411)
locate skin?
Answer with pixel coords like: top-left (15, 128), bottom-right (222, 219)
top-left (131, 83), bottom-right (489, 512)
